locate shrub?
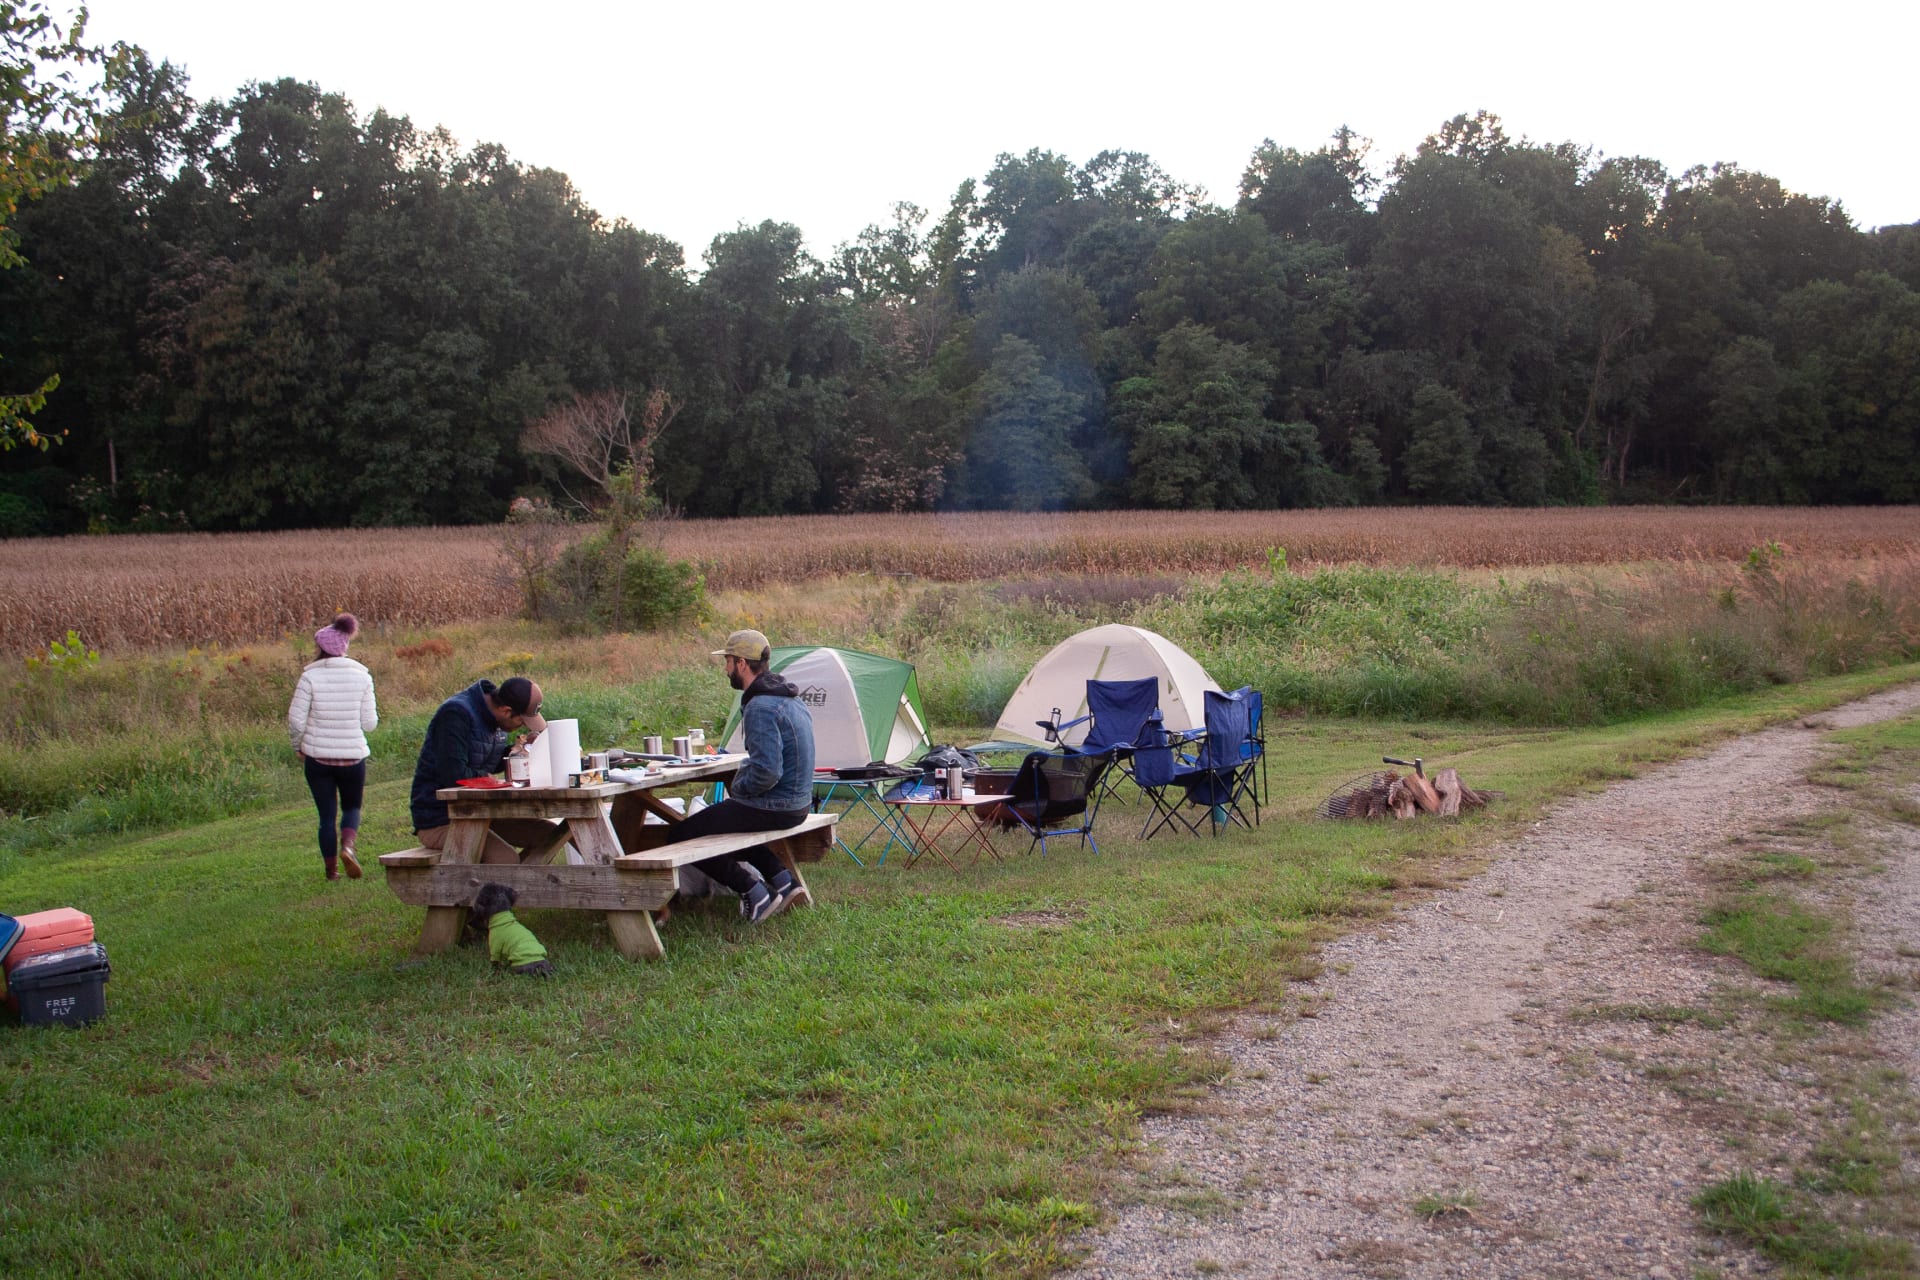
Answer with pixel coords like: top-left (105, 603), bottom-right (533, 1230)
top-left (1191, 554), bottom-right (1494, 667)
top-left (545, 533), bottom-right (705, 633)
top-left (395, 637), bottom-right (454, 662)
top-left (0, 491), bottom-right (48, 537)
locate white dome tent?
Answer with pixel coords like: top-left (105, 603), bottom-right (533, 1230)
top-left (991, 623), bottom-right (1222, 749)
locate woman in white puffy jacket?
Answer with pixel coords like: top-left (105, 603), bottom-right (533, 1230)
top-left (288, 613), bottom-right (379, 880)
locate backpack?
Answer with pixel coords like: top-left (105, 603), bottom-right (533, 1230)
top-left (916, 744), bottom-right (984, 776)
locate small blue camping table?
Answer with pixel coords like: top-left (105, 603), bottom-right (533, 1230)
top-left (812, 772), bottom-right (914, 866)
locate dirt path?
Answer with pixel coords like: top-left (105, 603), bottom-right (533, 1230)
top-left (1072, 685), bottom-right (1920, 1280)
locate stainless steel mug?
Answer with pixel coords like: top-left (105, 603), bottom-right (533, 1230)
top-left (672, 735), bottom-right (692, 760)
top-left (643, 735), bottom-right (663, 755)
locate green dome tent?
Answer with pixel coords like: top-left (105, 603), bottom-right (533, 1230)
top-left (720, 646), bottom-right (931, 769)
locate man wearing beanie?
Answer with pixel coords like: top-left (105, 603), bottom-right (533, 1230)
top-left (659, 629), bottom-right (815, 923)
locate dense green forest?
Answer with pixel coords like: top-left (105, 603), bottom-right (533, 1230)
top-left (3, 27), bottom-right (1918, 533)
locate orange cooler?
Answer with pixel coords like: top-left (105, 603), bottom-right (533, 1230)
top-left (5, 908), bottom-right (95, 971)
top-left (3, 908), bottom-right (96, 1008)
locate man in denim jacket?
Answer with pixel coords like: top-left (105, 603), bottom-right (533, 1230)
top-left (661, 630), bottom-right (815, 923)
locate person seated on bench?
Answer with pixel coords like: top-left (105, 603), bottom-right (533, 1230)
top-left (410, 675), bottom-right (551, 864)
top-left (661, 630), bottom-right (814, 923)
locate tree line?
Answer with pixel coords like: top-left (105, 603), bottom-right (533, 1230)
top-left (2, 39), bottom-right (1917, 535)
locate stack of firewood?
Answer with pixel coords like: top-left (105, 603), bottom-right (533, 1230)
top-left (1320, 763), bottom-right (1496, 820)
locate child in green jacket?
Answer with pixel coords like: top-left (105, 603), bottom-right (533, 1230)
top-left (470, 883), bottom-right (553, 977)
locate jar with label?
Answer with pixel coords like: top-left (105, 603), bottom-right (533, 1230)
top-left (506, 746), bottom-right (531, 787)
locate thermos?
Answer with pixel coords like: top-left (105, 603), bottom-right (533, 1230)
top-left (946, 766), bottom-right (965, 800)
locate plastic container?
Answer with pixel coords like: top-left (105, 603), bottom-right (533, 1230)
top-left (8, 941), bottom-right (110, 1027)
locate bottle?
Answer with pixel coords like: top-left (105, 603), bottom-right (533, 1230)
top-left (506, 744), bottom-right (531, 787)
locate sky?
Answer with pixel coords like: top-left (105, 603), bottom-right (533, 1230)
top-left (77, 0), bottom-right (1920, 265)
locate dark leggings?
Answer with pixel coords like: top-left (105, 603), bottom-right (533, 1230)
top-left (303, 757), bottom-right (367, 861)
top-left (660, 800), bottom-right (808, 895)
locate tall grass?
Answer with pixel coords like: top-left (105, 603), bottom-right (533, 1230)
top-left (9, 507), bottom-right (1920, 654)
top-left (0, 622), bottom-right (746, 857)
top-left (5, 552), bottom-right (1919, 856)
top-left (1152, 555), bottom-right (1920, 725)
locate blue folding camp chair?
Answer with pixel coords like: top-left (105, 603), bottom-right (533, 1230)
top-left (1132, 724), bottom-right (1199, 838)
top-left (1140, 689), bottom-right (1258, 838)
top-left (1039, 676), bottom-right (1161, 805)
top-left (1234, 686), bottom-right (1268, 819)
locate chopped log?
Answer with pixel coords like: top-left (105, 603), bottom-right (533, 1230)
top-left (1322, 765), bottom-right (1496, 820)
top-left (1405, 771), bottom-right (1441, 814)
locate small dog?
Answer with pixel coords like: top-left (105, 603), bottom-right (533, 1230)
top-left (469, 883), bottom-right (553, 977)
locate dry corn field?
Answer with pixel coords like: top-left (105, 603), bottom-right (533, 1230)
top-left (5, 507), bottom-right (1918, 655)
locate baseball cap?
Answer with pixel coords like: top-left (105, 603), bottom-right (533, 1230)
top-left (711, 629), bottom-right (771, 662)
top-left (496, 676), bottom-right (548, 732)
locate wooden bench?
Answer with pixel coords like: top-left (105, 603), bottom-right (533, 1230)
top-left (615, 812), bottom-right (838, 907)
top-left (377, 812), bottom-right (838, 959)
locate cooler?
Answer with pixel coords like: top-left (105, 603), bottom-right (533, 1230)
top-left (2, 908), bottom-right (96, 1010)
top-left (8, 941), bottom-right (111, 1027)
top-left (4, 908), bottom-right (95, 971)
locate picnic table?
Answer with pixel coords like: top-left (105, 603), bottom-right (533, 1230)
top-left (377, 754), bottom-right (837, 961)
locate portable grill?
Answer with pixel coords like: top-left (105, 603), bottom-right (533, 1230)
top-left (1316, 770), bottom-right (1398, 820)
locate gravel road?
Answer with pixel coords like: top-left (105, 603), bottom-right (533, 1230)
top-left (1071, 685), bottom-right (1920, 1280)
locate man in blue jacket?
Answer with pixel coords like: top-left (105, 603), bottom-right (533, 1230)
top-left (411, 676), bottom-right (551, 863)
top-left (662, 630), bottom-right (814, 923)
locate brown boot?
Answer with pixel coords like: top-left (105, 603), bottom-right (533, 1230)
top-left (325, 856), bottom-right (340, 881)
top-left (339, 830), bottom-right (362, 879)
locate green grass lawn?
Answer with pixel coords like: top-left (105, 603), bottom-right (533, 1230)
top-left (3, 666), bottom-right (1916, 1279)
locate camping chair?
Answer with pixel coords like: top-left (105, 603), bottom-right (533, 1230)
top-left (1133, 724), bottom-right (1203, 839)
top-left (1037, 676), bottom-right (1161, 805)
top-left (1234, 686), bottom-right (1268, 818)
top-left (1002, 750), bottom-right (1114, 856)
top-left (1140, 689), bottom-right (1257, 837)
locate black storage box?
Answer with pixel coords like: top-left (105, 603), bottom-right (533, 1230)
top-left (9, 941), bottom-right (110, 1027)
